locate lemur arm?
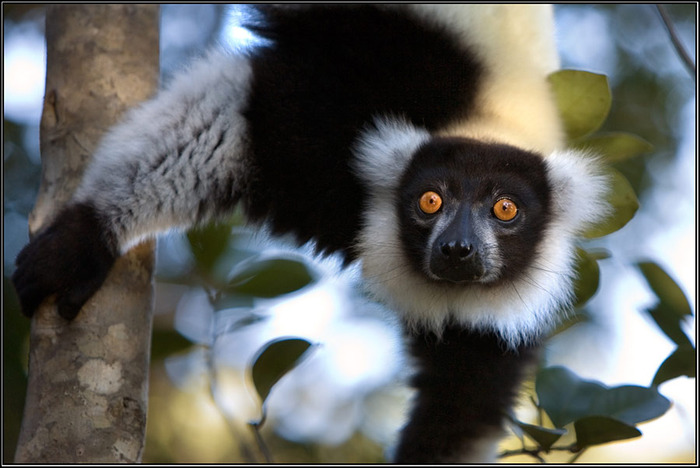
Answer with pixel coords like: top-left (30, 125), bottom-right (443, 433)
top-left (12, 50), bottom-right (253, 319)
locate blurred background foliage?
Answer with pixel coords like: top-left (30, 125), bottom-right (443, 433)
top-left (3, 4), bottom-right (695, 463)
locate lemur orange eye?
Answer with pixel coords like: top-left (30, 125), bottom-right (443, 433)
top-left (419, 191), bottom-right (442, 214)
top-left (493, 198), bottom-right (518, 221)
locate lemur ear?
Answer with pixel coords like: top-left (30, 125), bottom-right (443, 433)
top-left (544, 149), bottom-right (611, 235)
top-left (352, 117), bottom-right (431, 193)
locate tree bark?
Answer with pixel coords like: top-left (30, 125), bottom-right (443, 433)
top-left (15, 5), bottom-right (160, 463)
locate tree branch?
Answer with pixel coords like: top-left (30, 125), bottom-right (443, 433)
top-left (656, 4), bottom-right (696, 77)
top-left (14, 5), bottom-right (159, 463)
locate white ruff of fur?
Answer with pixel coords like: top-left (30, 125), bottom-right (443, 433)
top-left (355, 119), bottom-right (610, 348)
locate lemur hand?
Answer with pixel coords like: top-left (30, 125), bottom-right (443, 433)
top-left (11, 203), bottom-right (118, 320)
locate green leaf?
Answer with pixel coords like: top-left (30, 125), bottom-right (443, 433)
top-left (573, 132), bottom-right (653, 164)
top-left (251, 338), bottom-right (313, 404)
top-left (536, 367), bottom-right (607, 427)
top-left (187, 221), bottom-right (234, 273)
top-left (638, 262), bottom-right (693, 321)
top-left (645, 304), bottom-right (693, 349)
top-left (574, 416), bottom-right (641, 448)
top-left (583, 168), bottom-right (639, 238)
top-left (638, 262), bottom-right (693, 348)
top-left (652, 345), bottom-right (697, 387)
top-left (548, 70), bottom-right (611, 141)
top-left (513, 419), bottom-right (566, 451)
top-left (572, 248), bottom-right (602, 307)
top-left (227, 256), bottom-right (316, 298)
top-left (536, 367), bottom-right (671, 428)
top-left (590, 385), bottom-right (671, 425)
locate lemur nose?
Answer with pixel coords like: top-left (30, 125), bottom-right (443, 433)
top-left (440, 240), bottom-right (473, 260)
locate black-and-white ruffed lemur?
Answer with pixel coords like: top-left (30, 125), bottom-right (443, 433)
top-left (12, 4), bottom-right (610, 463)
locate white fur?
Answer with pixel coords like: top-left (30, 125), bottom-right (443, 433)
top-left (351, 117), bottom-right (431, 197)
top-left (355, 120), bottom-right (610, 348)
top-left (543, 149), bottom-right (612, 236)
top-left (74, 49), bottom-right (253, 252)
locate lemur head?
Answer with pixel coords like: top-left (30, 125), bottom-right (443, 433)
top-left (353, 117), bottom-right (609, 347)
top-left (397, 137), bottom-right (551, 288)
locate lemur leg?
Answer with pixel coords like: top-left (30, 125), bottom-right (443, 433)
top-left (394, 325), bottom-right (540, 463)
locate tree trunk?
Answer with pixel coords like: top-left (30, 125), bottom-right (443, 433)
top-left (14, 5), bottom-right (160, 463)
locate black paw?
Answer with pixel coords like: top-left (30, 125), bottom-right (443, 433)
top-left (11, 203), bottom-right (118, 320)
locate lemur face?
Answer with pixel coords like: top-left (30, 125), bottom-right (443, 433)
top-left (397, 137), bottom-right (552, 287)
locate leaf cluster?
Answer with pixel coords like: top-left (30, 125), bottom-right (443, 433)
top-left (185, 224), bottom-right (320, 461)
top-left (186, 223), bottom-right (319, 397)
top-left (550, 70), bottom-right (647, 238)
top-left (501, 71), bottom-right (694, 463)
top-left (637, 262), bottom-right (695, 386)
top-left (548, 70), bottom-right (694, 383)
top-left (506, 366), bottom-right (671, 462)
top-left (547, 70), bottom-right (649, 333)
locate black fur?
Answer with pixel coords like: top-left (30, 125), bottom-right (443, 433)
top-left (11, 203), bottom-right (118, 319)
top-left (397, 137), bottom-right (552, 285)
top-left (395, 325), bottom-right (540, 463)
top-left (241, 5), bottom-right (483, 260)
